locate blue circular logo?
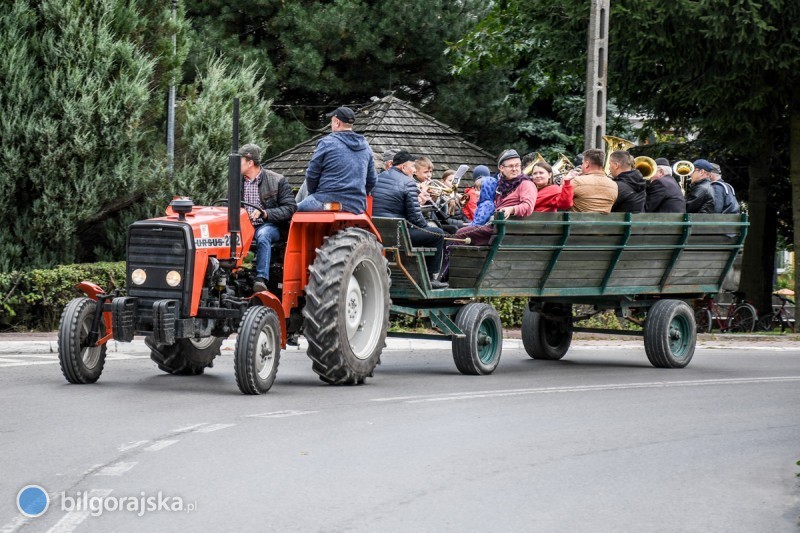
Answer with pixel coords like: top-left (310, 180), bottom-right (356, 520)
top-left (17, 485), bottom-right (49, 518)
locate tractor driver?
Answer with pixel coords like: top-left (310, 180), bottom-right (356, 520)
top-left (239, 143), bottom-right (297, 293)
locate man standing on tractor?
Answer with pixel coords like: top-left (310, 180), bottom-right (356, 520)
top-left (298, 106), bottom-right (377, 214)
top-left (239, 143), bottom-right (297, 293)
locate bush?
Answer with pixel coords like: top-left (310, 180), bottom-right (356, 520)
top-left (0, 262), bottom-right (125, 332)
top-left (388, 298), bottom-right (639, 332)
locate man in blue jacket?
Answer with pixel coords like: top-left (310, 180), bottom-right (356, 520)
top-left (298, 106), bottom-right (377, 214)
top-left (372, 151), bottom-right (448, 289)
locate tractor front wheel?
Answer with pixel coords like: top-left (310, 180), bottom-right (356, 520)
top-left (147, 336), bottom-right (222, 376)
top-left (234, 306), bottom-right (281, 395)
top-left (303, 228), bottom-right (391, 385)
top-left (58, 297), bottom-right (107, 384)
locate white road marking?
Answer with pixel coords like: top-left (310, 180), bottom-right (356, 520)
top-left (371, 376), bottom-right (800, 404)
top-left (0, 353), bottom-right (147, 368)
top-left (245, 410), bottom-right (318, 419)
top-left (195, 423), bottom-right (236, 433)
top-left (172, 423), bottom-right (208, 433)
top-left (46, 489), bottom-right (113, 533)
top-left (143, 440), bottom-right (178, 452)
top-left (93, 462), bottom-right (137, 476)
top-left (0, 515), bottom-right (29, 533)
top-left (118, 440), bottom-right (149, 452)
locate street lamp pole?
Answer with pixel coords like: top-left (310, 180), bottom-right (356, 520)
top-left (584, 0), bottom-right (610, 151)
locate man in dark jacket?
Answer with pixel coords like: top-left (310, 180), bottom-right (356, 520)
top-left (372, 151), bottom-right (448, 289)
top-left (646, 158), bottom-right (686, 213)
top-left (298, 106), bottom-right (377, 214)
top-left (239, 144), bottom-right (297, 292)
top-left (608, 151), bottom-right (646, 213)
top-left (686, 159), bottom-right (718, 214)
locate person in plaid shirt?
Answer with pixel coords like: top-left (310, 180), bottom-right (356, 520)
top-left (239, 143), bottom-right (297, 292)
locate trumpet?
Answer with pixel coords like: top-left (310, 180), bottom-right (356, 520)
top-left (634, 156), bottom-right (658, 180)
top-left (602, 135), bottom-right (636, 176)
top-left (523, 152), bottom-right (546, 176)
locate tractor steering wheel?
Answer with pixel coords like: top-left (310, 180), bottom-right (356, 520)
top-left (213, 199), bottom-right (264, 213)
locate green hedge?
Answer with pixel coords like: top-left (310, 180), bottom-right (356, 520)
top-left (389, 297), bottom-right (637, 331)
top-left (0, 262), bottom-right (126, 332)
top-left (1, 262), bottom-right (635, 333)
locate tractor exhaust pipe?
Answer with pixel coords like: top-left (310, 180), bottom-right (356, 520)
top-left (227, 98), bottom-right (241, 259)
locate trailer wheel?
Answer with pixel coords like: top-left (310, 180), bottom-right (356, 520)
top-left (644, 300), bottom-right (696, 368)
top-left (452, 303), bottom-right (503, 375)
top-left (235, 306), bottom-right (281, 395)
top-left (304, 228), bottom-right (390, 385)
top-left (58, 297), bottom-right (107, 384)
top-left (147, 336), bottom-right (222, 376)
top-left (521, 303), bottom-right (572, 360)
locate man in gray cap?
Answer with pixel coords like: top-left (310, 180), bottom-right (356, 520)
top-left (239, 143), bottom-right (297, 292)
top-left (708, 162), bottom-right (740, 214)
top-left (298, 106), bottom-right (377, 214)
top-left (381, 148), bottom-right (399, 171)
top-left (686, 159), bottom-right (717, 213)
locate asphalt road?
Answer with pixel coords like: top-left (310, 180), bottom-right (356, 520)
top-left (1, 337), bottom-right (799, 532)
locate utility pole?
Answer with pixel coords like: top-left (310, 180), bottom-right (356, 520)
top-left (167, 0), bottom-right (178, 180)
top-left (584, 0), bottom-right (610, 151)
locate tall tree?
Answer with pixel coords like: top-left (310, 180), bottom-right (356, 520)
top-left (0, 0), bottom-right (156, 270)
top-left (450, 0), bottom-right (800, 314)
top-left (182, 0), bottom-right (522, 156)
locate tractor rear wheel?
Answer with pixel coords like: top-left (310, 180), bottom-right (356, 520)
top-left (234, 306), bottom-right (281, 395)
top-left (147, 336), bottom-right (222, 376)
top-left (521, 303), bottom-right (573, 360)
top-left (303, 228), bottom-right (391, 385)
top-left (58, 297), bottom-right (107, 384)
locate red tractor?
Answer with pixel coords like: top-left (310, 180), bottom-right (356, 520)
top-left (58, 100), bottom-right (391, 394)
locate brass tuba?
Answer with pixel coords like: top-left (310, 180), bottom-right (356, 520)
top-left (426, 179), bottom-right (454, 202)
top-left (523, 152), bottom-right (546, 176)
top-left (602, 135), bottom-right (636, 176)
top-left (672, 160), bottom-right (694, 193)
top-left (634, 156), bottom-right (658, 180)
top-left (552, 153), bottom-right (575, 177)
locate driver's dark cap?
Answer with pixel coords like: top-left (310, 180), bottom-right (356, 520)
top-left (239, 143), bottom-right (261, 164)
top-left (326, 106), bottom-right (356, 124)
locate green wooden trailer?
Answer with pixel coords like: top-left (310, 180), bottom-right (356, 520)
top-left (371, 212), bottom-right (748, 374)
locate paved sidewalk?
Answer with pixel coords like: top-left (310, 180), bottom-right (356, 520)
top-left (2, 332), bottom-right (799, 356)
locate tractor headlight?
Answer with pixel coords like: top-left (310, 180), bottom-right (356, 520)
top-left (131, 269), bottom-right (147, 285)
top-left (166, 270), bottom-right (182, 287)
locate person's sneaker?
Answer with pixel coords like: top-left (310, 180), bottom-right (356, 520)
top-left (430, 280), bottom-right (449, 290)
top-left (253, 278), bottom-right (268, 293)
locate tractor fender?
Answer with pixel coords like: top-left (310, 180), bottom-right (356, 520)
top-left (76, 281), bottom-right (106, 301)
top-left (250, 291), bottom-right (287, 348)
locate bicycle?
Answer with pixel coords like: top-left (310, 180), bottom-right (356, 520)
top-left (756, 292), bottom-right (795, 332)
top-left (694, 290), bottom-right (757, 333)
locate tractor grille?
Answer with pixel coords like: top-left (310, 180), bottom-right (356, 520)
top-left (126, 223), bottom-right (192, 324)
